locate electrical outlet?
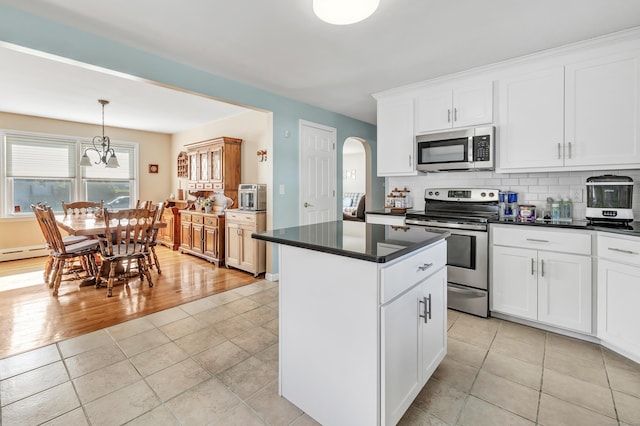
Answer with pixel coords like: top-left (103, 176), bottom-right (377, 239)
top-left (571, 188), bottom-right (583, 203)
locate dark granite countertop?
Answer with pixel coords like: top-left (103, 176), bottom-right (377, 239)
top-left (252, 221), bottom-right (449, 263)
top-left (491, 218), bottom-right (640, 237)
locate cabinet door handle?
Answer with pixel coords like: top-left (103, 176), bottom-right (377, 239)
top-left (453, 108), bottom-right (458, 122)
top-left (526, 238), bottom-right (549, 243)
top-left (417, 262), bottom-right (433, 272)
top-left (418, 295), bottom-right (431, 324)
top-left (427, 294), bottom-right (432, 321)
top-left (531, 258), bottom-right (535, 275)
top-left (409, 155), bottom-right (412, 168)
top-left (540, 259), bottom-right (545, 277)
top-left (557, 143), bottom-right (561, 159)
top-left (447, 109), bottom-right (451, 123)
top-left (568, 142), bottom-right (572, 159)
top-left (608, 247), bottom-right (638, 255)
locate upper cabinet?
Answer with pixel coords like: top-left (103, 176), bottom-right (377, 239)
top-left (498, 50), bottom-right (640, 171)
top-left (376, 95), bottom-right (417, 177)
top-left (415, 82), bottom-right (493, 134)
top-left (185, 137), bottom-right (242, 205)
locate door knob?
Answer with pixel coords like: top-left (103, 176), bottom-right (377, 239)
top-left (304, 202), bottom-right (313, 208)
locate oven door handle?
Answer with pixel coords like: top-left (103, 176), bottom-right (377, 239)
top-left (406, 219), bottom-right (487, 231)
top-left (448, 283), bottom-right (487, 297)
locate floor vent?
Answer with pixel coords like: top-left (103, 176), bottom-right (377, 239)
top-left (0, 245), bottom-right (48, 262)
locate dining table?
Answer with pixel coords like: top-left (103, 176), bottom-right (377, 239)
top-left (55, 214), bottom-right (166, 236)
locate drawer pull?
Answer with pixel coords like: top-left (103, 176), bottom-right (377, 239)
top-left (526, 238), bottom-right (549, 243)
top-left (417, 262), bottom-right (433, 272)
top-left (608, 247), bottom-right (638, 255)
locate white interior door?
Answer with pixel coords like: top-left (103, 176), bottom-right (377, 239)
top-left (299, 120), bottom-right (337, 225)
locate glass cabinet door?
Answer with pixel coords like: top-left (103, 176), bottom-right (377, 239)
top-left (200, 151), bottom-right (209, 181)
top-left (210, 146), bottom-right (222, 182)
top-left (189, 153), bottom-right (198, 181)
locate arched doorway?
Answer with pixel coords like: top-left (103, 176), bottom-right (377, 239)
top-left (341, 137), bottom-right (372, 221)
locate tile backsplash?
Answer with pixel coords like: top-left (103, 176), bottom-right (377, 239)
top-left (388, 169), bottom-right (640, 220)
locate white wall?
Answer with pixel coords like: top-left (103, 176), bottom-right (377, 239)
top-left (389, 169), bottom-right (640, 220)
top-left (343, 152), bottom-right (366, 193)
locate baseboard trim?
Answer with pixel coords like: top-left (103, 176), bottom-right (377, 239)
top-left (265, 272), bottom-right (279, 282)
top-left (0, 245), bottom-right (48, 262)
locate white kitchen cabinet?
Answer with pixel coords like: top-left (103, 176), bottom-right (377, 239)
top-left (225, 210), bottom-right (266, 276)
top-left (414, 82), bottom-right (493, 133)
top-left (565, 51), bottom-right (640, 167)
top-left (597, 233), bottom-right (640, 363)
top-left (491, 225), bottom-right (592, 333)
top-left (497, 67), bottom-right (565, 169)
top-left (376, 95), bottom-right (417, 176)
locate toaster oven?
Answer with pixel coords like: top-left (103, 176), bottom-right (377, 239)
top-left (238, 184), bottom-right (267, 211)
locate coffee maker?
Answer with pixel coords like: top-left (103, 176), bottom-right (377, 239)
top-left (585, 175), bottom-right (634, 224)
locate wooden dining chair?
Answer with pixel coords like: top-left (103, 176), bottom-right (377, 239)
top-left (97, 207), bottom-right (157, 297)
top-left (33, 204), bottom-right (100, 296)
top-left (135, 200), bottom-right (152, 209)
top-left (145, 201), bottom-right (165, 274)
top-left (31, 203), bottom-right (90, 285)
top-left (62, 200), bottom-right (103, 216)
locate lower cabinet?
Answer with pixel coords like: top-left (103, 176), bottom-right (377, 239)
top-left (179, 211), bottom-right (225, 266)
top-left (491, 225), bottom-right (592, 334)
top-left (597, 233), bottom-right (640, 362)
top-left (381, 267), bottom-right (446, 426)
top-left (225, 210), bottom-right (266, 276)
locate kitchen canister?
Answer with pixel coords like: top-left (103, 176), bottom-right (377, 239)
top-left (518, 205), bottom-right (536, 222)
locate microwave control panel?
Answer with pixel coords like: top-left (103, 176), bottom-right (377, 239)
top-left (473, 135), bottom-right (491, 161)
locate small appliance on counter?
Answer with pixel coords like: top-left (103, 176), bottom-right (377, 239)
top-left (586, 175), bottom-right (634, 224)
top-left (238, 183), bottom-right (267, 211)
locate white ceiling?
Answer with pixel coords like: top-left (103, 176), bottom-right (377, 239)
top-left (2, 0), bottom-right (640, 131)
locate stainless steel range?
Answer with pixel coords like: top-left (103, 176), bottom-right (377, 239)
top-left (405, 188), bottom-right (499, 317)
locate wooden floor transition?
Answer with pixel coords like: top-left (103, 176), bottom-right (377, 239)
top-left (0, 245), bottom-right (260, 359)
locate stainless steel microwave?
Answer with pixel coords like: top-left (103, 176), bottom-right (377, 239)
top-left (238, 184), bottom-right (267, 211)
top-left (416, 126), bottom-right (494, 172)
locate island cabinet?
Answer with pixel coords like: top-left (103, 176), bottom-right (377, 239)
top-left (491, 224), bottom-right (593, 334)
top-left (179, 211), bottom-right (225, 266)
top-left (255, 222), bottom-right (448, 426)
top-left (596, 233), bottom-right (640, 363)
top-left (225, 210), bottom-right (266, 276)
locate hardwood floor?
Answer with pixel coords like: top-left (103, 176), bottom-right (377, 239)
top-left (0, 246), bottom-right (260, 359)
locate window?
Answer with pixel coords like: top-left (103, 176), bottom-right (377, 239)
top-left (2, 131), bottom-right (138, 216)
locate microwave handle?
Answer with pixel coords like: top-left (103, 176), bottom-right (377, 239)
top-left (468, 137), bottom-right (474, 162)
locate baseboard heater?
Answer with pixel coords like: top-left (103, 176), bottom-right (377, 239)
top-left (0, 245), bottom-right (48, 262)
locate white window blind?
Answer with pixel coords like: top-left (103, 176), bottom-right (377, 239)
top-left (6, 134), bottom-right (77, 178)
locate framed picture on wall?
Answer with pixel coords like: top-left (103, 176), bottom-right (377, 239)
top-left (148, 164), bottom-right (159, 174)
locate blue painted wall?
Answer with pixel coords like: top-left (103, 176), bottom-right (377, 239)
top-left (0, 5), bottom-right (385, 271)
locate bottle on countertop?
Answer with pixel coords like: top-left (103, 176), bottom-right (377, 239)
top-left (551, 202), bottom-right (561, 219)
top-left (562, 195), bottom-right (572, 219)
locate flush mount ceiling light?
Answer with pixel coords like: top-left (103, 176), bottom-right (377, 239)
top-left (313, 0), bottom-right (380, 25)
top-left (80, 99), bottom-right (120, 168)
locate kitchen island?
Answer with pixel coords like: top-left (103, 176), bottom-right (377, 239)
top-left (253, 221), bottom-right (449, 425)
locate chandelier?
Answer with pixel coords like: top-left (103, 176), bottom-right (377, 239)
top-left (313, 0), bottom-right (379, 25)
top-left (80, 99), bottom-right (120, 168)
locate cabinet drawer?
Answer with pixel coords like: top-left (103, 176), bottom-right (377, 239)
top-left (380, 241), bottom-right (446, 304)
top-left (192, 215), bottom-right (204, 224)
top-left (187, 183), bottom-right (196, 189)
top-left (181, 213), bottom-right (192, 223)
top-left (492, 225), bottom-right (591, 255)
top-left (213, 183), bottom-right (224, 190)
top-left (203, 182), bottom-right (213, 190)
top-left (226, 211), bottom-right (256, 225)
top-left (597, 233), bottom-right (640, 265)
top-left (204, 216), bottom-right (218, 226)
top-left (195, 183), bottom-right (204, 189)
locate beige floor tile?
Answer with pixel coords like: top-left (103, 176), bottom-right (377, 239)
top-left (542, 368), bottom-right (615, 418)
top-left (173, 325), bottom-right (228, 355)
top-left (210, 402), bottom-right (267, 425)
top-left (231, 326), bottom-right (278, 354)
top-left (57, 329), bottom-right (112, 358)
top-left (432, 357), bottom-right (479, 392)
top-left (398, 406), bottom-right (449, 425)
top-left (447, 322), bottom-right (496, 350)
top-left (179, 297), bottom-right (217, 315)
top-left (1, 382), bottom-right (79, 426)
top-left (538, 393), bottom-right (618, 426)
top-left (255, 343), bottom-right (279, 371)
top-left (218, 356), bottom-right (278, 399)
top-left (248, 289), bottom-right (279, 305)
top-left (606, 363), bottom-right (640, 399)
top-left (72, 359), bottom-right (140, 404)
top-left (192, 304), bottom-right (237, 325)
top-left (117, 328), bottom-right (171, 357)
top-left (481, 351), bottom-right (542, 390)
top-left (234, 281), bottom-right (269, 296)
top-left (446, 337), bottom-right (487, 368)
top-left (497, 320), bottom-right (547, 347)
top-left (106, 317), bottom-right (155, 341)
top-left (455, 313), bottom-right (501, 335)
top-left (84, 380), bottom-right (160, 426)
top-left (214, 315), bottom-right (258, 338)
top-left (226, 297), bottom-right (263, 314)
top-left (126, 405), bottom-right (180, 425)
top-left (447, 309), bottom-right (460, 327)
top-left (165, 377), bottom-right (241, 424)
top-left (470, 370), bottom-right (539, 421)
top-left (41, 407), bottom-right (88, 425)
top-left (146, 358), bottom-right (211, 401)
top-left (0, 344), bottom-right (60, 380)
top-left (240, 305), bottom-right (279, 325)
top-left (193, 340), bottom-right (251, 374)
top-left (145, 306), bottom-right (189, 327)
top-left (457, 395), bottom-right (535, 426)
top-left (267, 299), bottom-right (279, 310)
top-left (489, 333), bottom-right (545, 366)
top-left (246, 380), bottom-right (303, 425)
top-left (545, 333), bottom-right (603, 365)
top-left (159, 315), bottom-right (207, 340)
top-left (64, 341), bottom-right (125, 379)
top-left (411, 377), bottom-right (466, 424)
top-left (614, 390), bottom-right (640, 425)
top-left (263, 317), bottom-right (279, 334)
top-left (603, 348), bottom-right (640, 373)
top-left (129, 341), bottom-right (189, 377)
top-left (206, 289), bottom-right (244, 305)
top-left (1, 361), bottom-right (69, 406)
top-left (544, 348), bottom-right (608, 388)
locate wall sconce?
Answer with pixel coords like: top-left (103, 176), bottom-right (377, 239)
top-left (343, 169), bottom-right (357, 180)
top-left (257, 149), bottom-right (268, 162)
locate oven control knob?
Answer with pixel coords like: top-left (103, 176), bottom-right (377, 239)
top-left (481, 192), bottom-right (486, 197)
top-left (435, 191), bottom-right (440, 196)
top-left (428, 191), bottom-right (433, 196)
top-left (489, 192), bottom-right (495, 197)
